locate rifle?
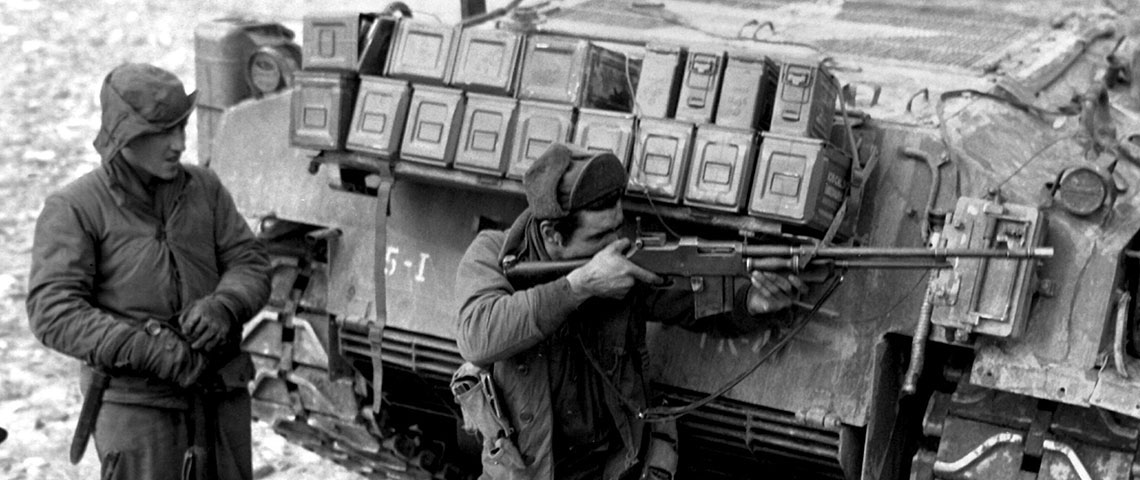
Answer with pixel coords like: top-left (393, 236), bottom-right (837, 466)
top-left (502, 235), bottom-right (1054, 286)
top-left (183, 387), bottom-right (218, 480)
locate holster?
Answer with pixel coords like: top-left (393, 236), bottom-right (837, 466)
top-left (451, 362), bottom-right (526, 469)
top-left (69, 368), bottom-right (110, 464)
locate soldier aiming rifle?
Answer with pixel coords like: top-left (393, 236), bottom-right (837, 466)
top-left (452, 144), bottom-right (808, 480)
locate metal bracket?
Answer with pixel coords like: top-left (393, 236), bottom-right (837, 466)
top-left (1022, 405), bottom-right (1054, 460)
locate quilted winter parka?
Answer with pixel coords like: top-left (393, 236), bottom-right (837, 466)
top-left (27, 162), bottom-right (270, 407)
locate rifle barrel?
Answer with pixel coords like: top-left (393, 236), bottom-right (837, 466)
top-left (502, 243), bottom-right (1054, 286)
top-left (832, 260), bottom-right (952, 269)
top-left (746, 258), bottom-right (952, 271)
top-left (741, 245), bottom-right (1053, 259)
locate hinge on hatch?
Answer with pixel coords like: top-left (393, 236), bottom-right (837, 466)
top-left (794, 406), bottom-right (841, 431)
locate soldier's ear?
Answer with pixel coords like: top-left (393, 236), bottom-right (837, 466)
top-left (539, 221), bottom-right (563, 247)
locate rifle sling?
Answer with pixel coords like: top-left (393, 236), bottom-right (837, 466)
top-left (576, 334), bottom-right (645, 417)
top-left (184, 384), bottom-right (221, 480)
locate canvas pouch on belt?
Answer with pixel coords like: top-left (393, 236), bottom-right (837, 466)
top-left (451, 362), bottom-right (526, 469)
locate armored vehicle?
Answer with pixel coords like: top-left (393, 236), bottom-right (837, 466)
top-left (195, 0), bottom-right (1140, 478)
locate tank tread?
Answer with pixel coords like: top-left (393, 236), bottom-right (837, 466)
top-left (272, 418), bottom-right (439, 479)
top-left (244, 249), bottom-right (468, 479)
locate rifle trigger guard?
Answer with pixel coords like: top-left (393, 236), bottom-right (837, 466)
top-left (626, 240), bottom-right (643, 259)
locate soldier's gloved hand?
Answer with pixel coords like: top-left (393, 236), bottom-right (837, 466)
top-left (113, 327), bottom-right (208, 388)
top-left (179, 295), bottom-right (232, 351)
top-left (567, 238), bottom-right (663, 299)
top-left (746, 271), bottom-right (807, 315)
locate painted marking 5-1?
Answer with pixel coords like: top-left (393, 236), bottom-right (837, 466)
top-left (385, 246), bottom-right (430, 282)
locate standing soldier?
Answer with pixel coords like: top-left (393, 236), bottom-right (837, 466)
top-left (453, 144), bottom-right (805, 479)
top-left (26, 63), bottom-right (271, 479)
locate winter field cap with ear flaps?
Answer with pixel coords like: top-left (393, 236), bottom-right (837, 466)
top-left (93, 63), bottom-right (198, 163)
top-left (523, 143), bottom-right (629, 220)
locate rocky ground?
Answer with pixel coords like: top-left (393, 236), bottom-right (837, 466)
top-left (0, 0), bottom-right (378, 478)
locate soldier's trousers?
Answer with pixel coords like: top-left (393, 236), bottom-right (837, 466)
top-left (93, 388), bottom-right (252, 480)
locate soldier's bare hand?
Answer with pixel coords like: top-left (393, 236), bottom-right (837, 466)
top-left (567, 238), bottom-right (663, 299)
top-left (747, 271), bottom-right (807, 315)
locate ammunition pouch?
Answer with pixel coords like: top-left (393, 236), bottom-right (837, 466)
top-left (451, 362), bottom-right (526, 469)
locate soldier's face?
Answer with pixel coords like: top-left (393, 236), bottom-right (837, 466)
top-left (551, 202), bottom-right (625, 260)
top-left (122, 123), bottom-right (186, 180)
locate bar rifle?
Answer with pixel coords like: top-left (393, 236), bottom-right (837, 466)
top-left (502, 234), bottom-right (1054, 286)
top-left (504, 234), bottom-right (1054, 420)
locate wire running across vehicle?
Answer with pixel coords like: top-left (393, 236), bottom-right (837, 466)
top-left (577, 272), bottom-right (846, 424)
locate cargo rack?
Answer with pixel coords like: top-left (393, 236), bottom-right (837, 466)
top-left (315, 150), bottom-right (784, 235)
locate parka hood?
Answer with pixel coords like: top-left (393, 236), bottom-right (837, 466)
top-left (93, 63), bottom-right (197, 163)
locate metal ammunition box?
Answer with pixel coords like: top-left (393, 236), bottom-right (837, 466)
top-left (345, 76), bottom-right (411, 158)
top-left (385, 20), bottom-right (459, 85)
top-left (400, 86), bottom-right (465, 166)
top-left (449, 29), bottom-right (524, 96)
top-left (290, 70), bottom-right (358, 150)
top-left (683, 126), bottom-right (759, 212)
top-left (929, 198), bottom-right (1046, 338)
top-left (195, 18), bottom-right (297, 162)
top-left (517, 35), bottom-right (640, 111)
top-left (454, 93), bottom-right (517, 176)
top-left (674, 48), bottom-right (725, 124)
top-left (573, 109), bottom-right (635, 168)
top-left (628, 118), bottom-right (695, 203)
top-left (769, 62), bottom-right (839, 140)
top-left (633, 43), bottom-right (686, 118)
top-left (508, 100), bottom-right (576, 179)
top-left (302, 13), bottom-right (395, 74)
top-left (715, 52), bottom-right (779, 131)
top-left (747, 132), bottom-right (850, 233)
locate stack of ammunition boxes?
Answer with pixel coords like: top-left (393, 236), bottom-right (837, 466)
top-left (747, 61), bottom-right (848, 233)
top-left (384, 21), bottom-right (462, 166)
top-left (299, 16), bottom-right (641, 177)
top-left (512, 35), bottom-right (640, 178)
top-left (627, 42), bottom-right (849, 232)
top-left (451, 29), bottom-right (522, 174)
top-left (628, 46), bottom-right (775, 215)
top-left (291, 13), bottom-right (397, 154)
top-left (289, 14), bottom-right (850, 235)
